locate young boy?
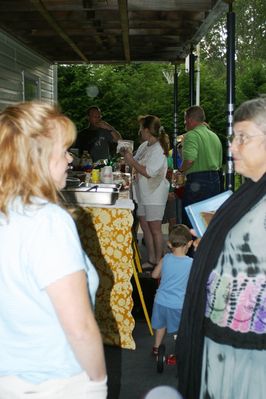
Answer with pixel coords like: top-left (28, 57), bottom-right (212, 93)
top-left (151, 224), bottom-right (193, 355)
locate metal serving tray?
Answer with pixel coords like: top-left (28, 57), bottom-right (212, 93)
top-left (85, 182), bottom-right (122, 190)
top-left (61, 186), bottom-right (119, 205)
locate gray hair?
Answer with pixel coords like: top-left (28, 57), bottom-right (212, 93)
top-left (233, 96), bottom-right (266, 135)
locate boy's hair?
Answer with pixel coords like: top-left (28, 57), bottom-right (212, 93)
top-left (169, 224), bottom-right (192, 248)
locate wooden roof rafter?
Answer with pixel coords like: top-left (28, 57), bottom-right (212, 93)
top-left (0, 0), bottom-right (228, 64)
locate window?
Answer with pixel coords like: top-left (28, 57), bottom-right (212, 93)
top-left (22, 71), bottom-right (40, 101)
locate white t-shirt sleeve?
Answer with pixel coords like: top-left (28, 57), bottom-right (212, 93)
top-left (28, 204), bottom-right (87, 289)
top-left (134, 141), bottom-right (148, 162)
top-left (146, 144), bottom-right (166, 177)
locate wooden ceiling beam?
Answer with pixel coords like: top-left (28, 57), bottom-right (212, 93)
top-left (30, 0), bottom-right (89, 62)
top-left (118, 0), bottom-right (130, 63)
top-left (0, 0), bottom-right (227, 64)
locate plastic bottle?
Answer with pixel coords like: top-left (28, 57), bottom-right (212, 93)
top-left (101, 166), bottom-right (113, 183)
top-left (91, 168), bottom-right (100, 184)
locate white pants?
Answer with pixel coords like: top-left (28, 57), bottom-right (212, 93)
top-left (0, 372), bottom-right (107, 399)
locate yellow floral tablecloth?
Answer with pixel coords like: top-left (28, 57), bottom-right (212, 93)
top-left (69, 205), bottom-right (136, 349)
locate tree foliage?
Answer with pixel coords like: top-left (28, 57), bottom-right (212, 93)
top-left (58, 0), bottom-right (266, 157)
top-left (201, 0), bottom-right (266, 66)
top-left (58, 63), bottom-right (175, 142)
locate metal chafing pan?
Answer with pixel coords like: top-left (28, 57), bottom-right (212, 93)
top-left (61, 186), bottom-right (119, 205)
top-left (85, 182), bottom-right (122, 190)
top-left (66, 177), bottom-right (81, 187)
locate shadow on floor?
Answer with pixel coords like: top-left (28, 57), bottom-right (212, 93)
top-left (104, 228), bottom-right (178, 399)
top-left (105, 318), bottom-right (178, 399)
top-left (105, 273), bottom-right (178, 399)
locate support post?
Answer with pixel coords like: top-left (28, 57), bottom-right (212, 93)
top-left (225, 3), bottom-right (235, 191)
top-left (196, 44), bottom-right (200, 106)
top-left (173, 65), bottom-right (182, 223)
top-left (173, 64), bottom-right (179, 169)
top-left (189, 51), bottom-right (196, 106)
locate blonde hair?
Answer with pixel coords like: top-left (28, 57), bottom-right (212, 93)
top-left (0, 101), bottom-right (76, 216)
top-left (138, 114), bottom-right (169, 156)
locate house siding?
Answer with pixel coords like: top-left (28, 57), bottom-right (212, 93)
top-left (0, 30), bottom-right (56, 110)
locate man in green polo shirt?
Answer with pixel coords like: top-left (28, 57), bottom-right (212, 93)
top-left (180, 105), bottom-right (223, 226)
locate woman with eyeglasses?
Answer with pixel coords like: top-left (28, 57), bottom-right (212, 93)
top-left (0, 102), bottom-right (107, 398)
top-left (176, 96), bottom-right (266, 399)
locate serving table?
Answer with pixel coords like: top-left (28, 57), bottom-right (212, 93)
top-left (66, 195), bottom-right (151, 350)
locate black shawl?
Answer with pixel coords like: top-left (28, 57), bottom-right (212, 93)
top-left (176, 173), bottom-right (266, 399)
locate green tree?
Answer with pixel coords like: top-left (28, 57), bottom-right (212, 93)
top-left (235, 0), bottom-right (266, 63)
top-left (201, 0), bottom-right (266, 66)
top-left (58, 63), bottom-right (175, 145)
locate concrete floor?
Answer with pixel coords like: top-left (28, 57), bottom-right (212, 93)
top-left (104, 226), bottom-right (179, 399)
top-left (105, 320), bottom-right (178, 399)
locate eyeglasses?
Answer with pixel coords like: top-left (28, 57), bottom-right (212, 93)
top-left (229, 133), bottom-right (265, 145)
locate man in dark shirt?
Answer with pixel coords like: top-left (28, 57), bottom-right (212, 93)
top-left (75, 106), bottom-right (122, 162)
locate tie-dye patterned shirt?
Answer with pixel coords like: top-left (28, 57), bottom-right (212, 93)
top-left (205, 195), bottom-right (266, 342)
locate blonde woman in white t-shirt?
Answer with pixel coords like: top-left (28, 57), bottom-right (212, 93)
top-left (0, 101), bottom-right (107, 398)
top-left (121, 115), bottom-right (170, 271)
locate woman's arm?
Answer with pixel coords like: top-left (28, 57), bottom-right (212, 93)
top-left (151, 258), bottom-right (163, 279)
top-left (123, 150), bottom-right (150, 178)
top-left (46, 270), bottom-right (107, 382)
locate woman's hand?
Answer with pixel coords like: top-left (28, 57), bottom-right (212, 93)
top-left (121, 148), bottom-right (134, 164)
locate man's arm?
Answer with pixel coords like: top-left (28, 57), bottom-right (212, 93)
top-left (97, 120), bottom-right (122, 141)
top-left (180, 159), bottom-right (194, 173)
top-left (110, 129), bottom-right (122, 141)
top-left (180, 131), bottom-right (197, 173)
